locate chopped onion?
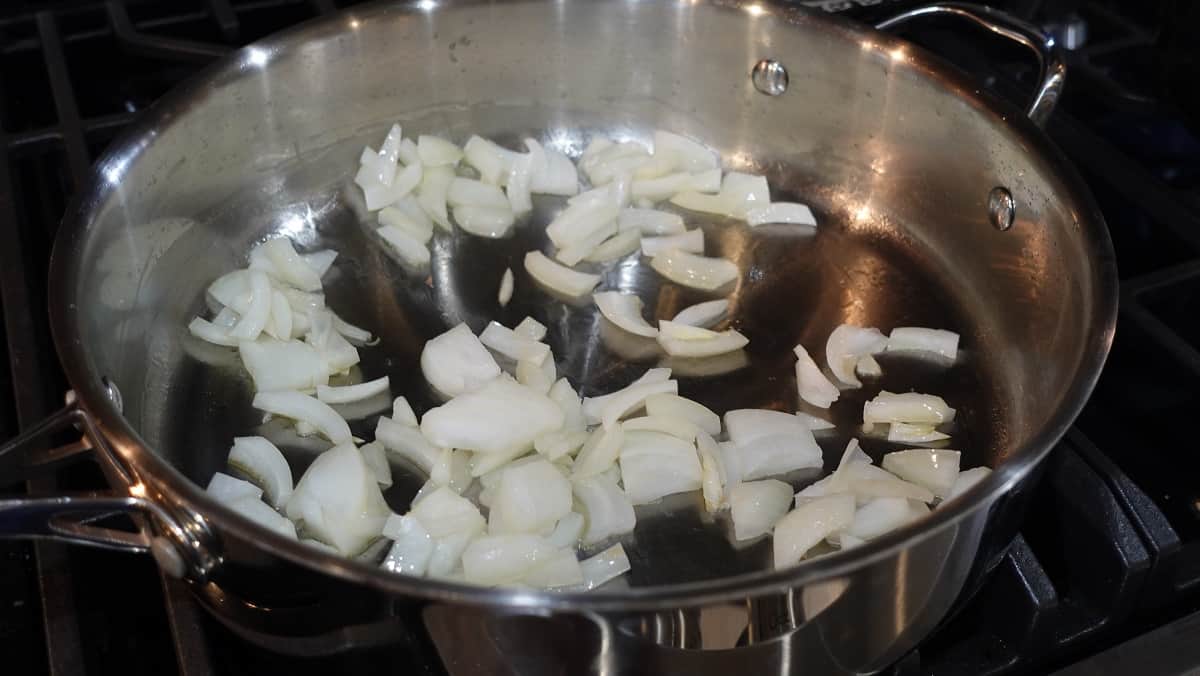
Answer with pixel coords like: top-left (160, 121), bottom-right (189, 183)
top-left (945, 466), bottom-right (991, 501)
top-left (514, 316), bottom-right (548, 342)
top-left (498, 268), bottom-right (514, 307)
top-left (644, 393), bottom-right (720, 436)
top-left (526, 138), bottom-right (579, 196)
top-left (650, 249), bottom-right (738, 292)
top-left (671, 299), bottom-right (728, 328)
top-left (516, 355), bottom-right (555, 394)
top-left (480, 321), bottom-right (551, 365)
top-left (535, 429), bottom-right (590, 461)
top-left (719, 441), bottom-right (743, 486)
top-left (548, 378), bottom-right (586, 432)
top-left (640, 229), bottom-right (704, 257)
top-left (881, 448), bottom-right (961, 498)
top-left (379, 205), bottom-right (433, 244)
top-left (886, 327), bottom-right (960, 361)
top-left (361, 160), bottom-right (422, 211)
top-left (377, 224), bottom-right (431, 269)
top-left (228, 496), bottom-right (298, 539)
top-left (207, 269), bottom-right (252, 313)
top-left (188, 317), bottom-right (237, 347)
top-left (863, 391), bottom-right (956, 427)
top-left (887, 422), bottom-right (950, 444)
top-left (773, 493), bottom-right (856, 568)
top-left (653, 130), bottom-right (719, 174)
top-left (461, 534), bottom-right (555, 586)
top-left (731, 479), bottom-right (794, 541)
top-left (856, 354), bottom-right (883, 378)
top-left (631, 170), bottom-right (721, 202)
top-left (620, 430), bottom-right (702, 504)
top-left (825, 324), bottom-right (889, 387)
top-left (573, 475), bottom-right (636, 545)
top-left (547, 512), bottom-right (585, 549)
top-left (417, 165), bottom-right (455, 231)
top-left (301, 249), bottom-right (338, 278)
top-left (427, 531), bottom-right (477, 578)
top-left (746, 202), bottom-right (817, 227)
top-left (581, 368), bottom-right (672, 424)
top-left (522, 547), bottom-right (585, 588)
top-left (228, 436), bottom-right (294, 509)
top-left (285, 443), bottom-right (390, 554)
top-left (452, 205), bottom-right (516, 239)
top-left (594, 291), bottom-right (657, 338)
top-left (571, 425), bottom-right (625, 478)
top-left (229, 270), bottom-right (272, 340)
top-left (843, 497), bottom-right (928, 541)
top-left (330, 313), bottom-right (372, 345)
top-left (657, 320), bottom-right (748, 358)
top-left (555, 221), bottom-right (617, 266)
top-left (795, 411), bottom-right (836, 432)
top-left (317, 376), bottom-right (390, 404)
top-left (696, 431), bottom-right (729, 513)
top-left (429, 448), bottom-right (472, 494)
top-left (374, 415), bottom-right (440, 473)
top-left (793, 343), bottom-right (840, 408)
top-left (621, 414), bottom-right (701, 441)
top-left (488, 458), bottom-right (573, 534)
top-left (578, 542), bottom-right (631, 590)
top-left (724, 409), bottom-right (823, 480)
top-left (598, 379), bottom-right (678, 429)
top-left (618, 208), bottom-right (685, 235)
top-left (580, 140), bottom-right (652, 185)
top-left (392, 396), bottom-right (419, 426)
top-left (265, 290), bottom-right (293, 341)
top-left (545, 199), bottom-right (619, 249)
top-left (359, 441), bottom-right (393, 487)
top-left (207, 471), bottom-right (263, 502)
top-left (411, 486), bottom-right (486, 544)
top-left (252, 391), bottom-right (351, 444)
top-left (463, 135), bottom-right (520, 185)
top-left (421, 377), bottom-right (564, 454)
top-left (381, 513), bottom-right (434, 575)
top-left (447, 176), bottom-right (514, 213)
top-left (584, 230), bottom-right (642, 263)
top-left (524, 251), bottom-right (601, 299)
top-left (844, 463), bottom-right (936, 503)
top-left (417, 135), bottom-right (463, 167)
top-left (420, 323), bottom-right (501, 398)
top-left (468, 443), bottom-right (532, 478)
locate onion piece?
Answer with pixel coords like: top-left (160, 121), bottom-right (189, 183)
top-left (498, 268), bottom-right (514, 307)
top-left (599, 379), bottom-right (678, 429)
top-left (524, 251), bottom-right (601, 299)
top-left (671, 299), bottom-right (729, 328)
top-left (392, 396), bottom-right (419, 426)
top-left (594, 291), bottom-right (657, 338)
top-left (631, 170), bottom-right (721, 202)
top-left (584, 229), bottom-right (642, 263)
top-left (284, 443), bottom-right (390, 553)
top-left (881, 448), bottom-right (961, 498)
top-left (379, 205), bottom-right (433, 244)
top-left (731, 479), bottom-right (794, 540)
top-left (207, 472), bottom-right (263, 502)
top-left (417, 135), bottom-right (463, 167)
top-left (522, 547), bottom-right (585, 588)
top-left (578, 542), bottom-right (631, 590)
top-left (555, 221), bottom-right (617, 266)
top-left (581, 367), bottom-right (672, 424)
top-left (429, 448), bottom-right (472, 494)
top-left (374, 416), bottom-right (440, 473)
top-left (844, 463), bottom-right (936, 503)
top-left (863, 391), bottom-right (956, 427)
top-left (253, 391), bottom-right (351, 444)
top-left (228, 436), bottom-right (293, 508)
top-left (825, 324), bottom-right (889, 387)
top-left (650, 249), bottom-right (738, 292)
top-left (621, 415), bottom-right (701, 441)
top-left (229, 270), bottom-right (272, 340)
top-left (301, 249), bottom-right (338, 278)
top-left (887, 422), bottom-right (950, 444)
top-left (420, 377), bottom-right (564, 454)
top-left (505, 152), bottom-right (534, 214)
top-left (189, 317), bottom-right (238, 347)
top-left (417, 166), bottom-right (455, 231)
top-left (856, 354), bottom-right (883, 378)
top-left (228, 497), bottom-right (298, 539)
top-left (580, 140), bottom-right (653, 185)
top-left (452, 205), bottom-right (516, 239)
top-left (488, 458), bottom-right (573, 534)
top-left (618, 208), bottom-right (685, 235)
top-left (665, 353), bottom-right (749, 379)
top-left (545, 199), bottom-right (619, 250)
top-left (640, 229), bottom-right (704, 257)
top-left (461, 534), bottom-right (555, 586)
top-left (207, 269), bottom-right (253, 313)
top-left (377, 224), bottom-right (431, 269)
top-left (361, 161), bottom-right (422, 211)
top-left (535, 429), bottom-right (590, 461)
top-left (317, 376), bottom-right (390, 405)
top-left (330, 313), bottom-right (372, 345)
top-left (571, 425), bottom-right (625, 478)
top-left (657, 320), bottom-right (748, 358)
top-left (645, 393), bottom-right (720, 436)
top-left (573, 475), bottom-right (636, 545)
top-left (843, 497), bottom-right (927, 541)
top-left (525, 138), bottom-right (579, 196)
top-left (412, 485), bottom-right (487, 539)
top-left (724, 409), bottom-right (823, 480)
top-left (619, 430), bottom-right (702, 505)
top-left (886, 327), bottom-right (960, 361)
top-left (773, 493), bottom-right (856, 568)
top-left (265, 290), bottom-right (293, 341)
top-left (547, 512), bottom-right (585, 549)
top-left (514, 316), bottom-right (548, 342)
top-left (696, 431), bottom-right (729, 513)
top-left (420, 323), bottom-right (501, 398)
top-left (359, 441), bottom-right (393, 487)
top-left (463, 135), bottom-right (520, 185)
top-left (653, 130), bottom-right (719, 173)
top-left (795, 411), bottom-right (836, 432)
top-left (548, 378), bottom-right (586, 432)
top-left (516, 355), bottom-right (555, 394)
top-left (381, 513), bottom-right (435, 575)
top-left (480, 321), bottom-right (551, 365)
top-left (258, 238), bottom-right (323, 291)
top-left (794, 343), bottom-right (840, 408)
top-left (426, 531), bottom-right (477, 579)
top-left (746, 202), bottom-right (817, 227)
top-left (945, 466), bottom-right (991, 501)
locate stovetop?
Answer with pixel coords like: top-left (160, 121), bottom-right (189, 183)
top-left (2, 1), bottom-right (1200, 674)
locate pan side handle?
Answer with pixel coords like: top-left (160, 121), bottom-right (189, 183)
top-left (875, 2), bottom-right (1067, 128)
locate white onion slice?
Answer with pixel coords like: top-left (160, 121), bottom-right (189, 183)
top-left (746, 202), bottom-right (817, 227)
top-left (228, 497), bottom-right (298, 539)
top-left (671, 299), bottom-right (728, 328)
top-left (618, 208), bottom-right (685, 235)
top-left (578, 543), bottom-right (631, 590)
top-left (571, 425), bottom-right (625, 479)
top-left (545, 200), bottom-right (619, 250)
top-left (619, 430), bottom-right (702, 504)
top-left (863, 391), bottom-right (956, 426)
top-left (188, 317), bottom-right (238, 347)
top-left (843, 497), bottom-right (928, 541)
top-left (480, 321), bottom-right (551, 365)
top-left (420, 377), bottom-right (564, 454)
top-left (881, 448), bottom-right (961, 498)
top-left (375, 416), bottom-right (440, 473)
top-left (719, 441), bottom-right (743, 486)
top-left (417, 166), bottom-right (455, 231)
top-left (301, 250), bottom-right (338, 278)
top-left (253, 391), bottom-right (351, 444)
top-left (795, 411), bottom-right (836, 432)
top-left (573, 475), bottom-right (636, 545)
top-left (207, 269), bottom-right (252, 313)
top-left (284, 443), bottom-right (390, 554)
top-left (856, 354), bottom-right (883, 378)
top-left (377, 225), bottom-right (431, 269)
top-left (207, 472), bottom-right (263, 502)
top-left (514, 316), bottom-right (548, 342)
top-left (645, 393), bottom-right (720, 436)
top-left (461, 534), bottom-right (554, 586)
top-left (447, 177), bottom-right (510, 210)
top-left (412, 486), bottom-right (486, 539)
top-left (397, 138), bottom-right (419, 167)
top-left (426, 531), bottom-right (476, 579)
top-left (621, 415), bottom-right (701, 441)
top-left (793, 343), bottom-right (839, 409)
top-left (945, 466), bottom-right (991, 501)
top-left (548, 378), bottom-right (585, 432)
top-left (488, 458), bottom-right (573, 535)
top-left (429, 448), bottom-right (472, 494)
top-left (664, 350), bottom-right (749, 377)
top-left (392, 396), bottom-right (419, 426)
top-left (640, 229), bottom-right (704, 257)
top-left (266, 290), bottom-right (293, 341)
top-left (228, 436), bottom-right (294, 509)
top-left (724, 409), bottom-right (823, 480)
top-left (631, 170), bottom-right (721, 202)
top-left (535, 429), bottom-right (590, 461)
top-left (331, 313), bottom-right (372, 345)
top-left (317, 376), bottom-right (390, 405)
top-left (773, 493), bottom-right (855, 568)
top-left (547, 512), bottom-right (585, 549)
top-left (526, 139), bottom-right (579, 196)
top-left (419, 323), bottom-right (501, 398)
top-left (361, 161), bottom-right (422, 211)
top-left (653, 130), bottom-right (719, 173)
top-left (452, 206), bottom-right (516, 239)
top-left (463, 135), bottom-right (520, 185)
top-left (657, 320), bottom-right (748, 358)
top-left (522, 547), bottom-right (585, 588)
top-left (498, 268), bottom-right (514, 307)
top-left (516, 355), bottom-right (555, 394)
top-left (650, 249), bottom-right (738, 291)
top-left (584, 229), bottom-right (642, 263)
top-left (731, 479), bottom-right (794, 541)
top-left (599, 379), bottom-right (678, 429)
top-left (717, 172), bottom-right (771, 218)
top-left (696, 431), bottom-right (729, 513)
top-left (580, 140), bottom-right (652, 185)
top-left (379, 205), bottom-right (433, 244)
top-left (417, 135), bottom-right (463, 167)
top-left (359, 441), bottom-right (393, 487)
top-left (524, 251), bottom-right (601, 299)
top-left (594, 292), bottom-right (657, 338)
top-left (825, 324), bottom-right (888, 387)
top-left (555, 221), bottom-right (617, 266)
top-left (380, 513), bottom-right (434, 575)
top-left (844, 463), bottom-right (936, 503)
top-left (886, 327), bottom-right (960, 361)
top-left (886, 422), bottom-right (950, 444)
top-left (258, 238), bottom-right (323, 291)
top-left (506, 152), bottom-right (533, 214)
top-left (229, 270), bottom-right (272, 340)
top-left (580, 368), bottom-right (671, 424)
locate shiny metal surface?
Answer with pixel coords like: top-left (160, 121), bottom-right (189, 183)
top-left (32, 0), bottom-right (1116, 672)
top-left (987, 186), bottom-right (1016, 231)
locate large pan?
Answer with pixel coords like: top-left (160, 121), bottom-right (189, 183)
top-left (0, 1), bottom-right (1115, 673)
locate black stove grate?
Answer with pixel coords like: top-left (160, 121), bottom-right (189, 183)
top-left (1, 1), bottom-right (1200, 675)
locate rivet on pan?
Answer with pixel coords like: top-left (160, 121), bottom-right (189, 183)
top-left (988, 187), bottom-right (1015, 231)
top-left (102, 376), bottom-right (123, 413)
top-left (751, 59), bottom-right (789, 96)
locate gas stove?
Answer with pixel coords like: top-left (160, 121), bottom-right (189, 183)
top-left (1, 1), bottom-right (1198, 674)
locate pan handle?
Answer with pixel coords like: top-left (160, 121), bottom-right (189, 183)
top-left (0, 402), bottom-right (219, 580)
top-left (875, 3), bottom-right (1067, 127)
